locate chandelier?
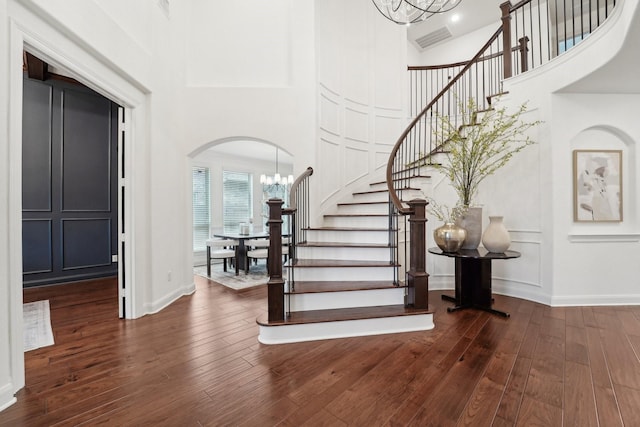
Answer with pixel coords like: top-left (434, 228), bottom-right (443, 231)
top-left (371, 0), bottom-right (462, 25)
top-left (259, 147), bottom-right (293, 187)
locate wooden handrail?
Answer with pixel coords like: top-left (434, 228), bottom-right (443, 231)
top-left (287, 166), bottom-right (313, 210)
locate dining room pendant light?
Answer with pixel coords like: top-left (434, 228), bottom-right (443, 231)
top-left (260, 148), bottom-right (293, 187)
top-left (371, 0), bottom-right (462, 25)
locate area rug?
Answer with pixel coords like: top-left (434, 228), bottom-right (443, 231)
top-left (194, 261), bottom-right (268, 291)
top-left (23, 300), bottom-right (55, 352)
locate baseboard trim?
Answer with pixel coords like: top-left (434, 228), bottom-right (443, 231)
top-left (0, 382), bottom-right (17, 413)
top-left (144, 281), bottom-right (196, 315)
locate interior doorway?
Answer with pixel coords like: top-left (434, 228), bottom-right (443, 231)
top-left (21, 52), bottom-right (126, 319)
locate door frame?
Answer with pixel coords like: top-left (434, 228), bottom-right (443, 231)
top-left (6, 15), bottom-right (150, 396)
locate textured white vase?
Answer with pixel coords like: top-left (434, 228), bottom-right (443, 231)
top-left (482, 216), bottom-right (511, 253)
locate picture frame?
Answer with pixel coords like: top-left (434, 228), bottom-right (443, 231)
top-left (573, 149), bottom-right (622, 222)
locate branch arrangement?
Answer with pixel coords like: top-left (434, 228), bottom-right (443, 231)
top-left (432, 97), bottom-right (542, 207)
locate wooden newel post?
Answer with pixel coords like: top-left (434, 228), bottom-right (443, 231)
top-left (267, 198), bottom-right (285, 322)
top-left (500, 1), bottom-right (513, 79)
top-left (406, 199), bottom-right (429, 309)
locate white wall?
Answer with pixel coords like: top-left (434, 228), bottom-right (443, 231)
top-left (182, 1), bottom-right (316, 172)
top-left (549, 94), bottom-right (640, 305)
top-left (315, 0), bottom-right (408, 220)
top-left (0, 0), bottom-right (15, 413)
top-left (186, 0), bottom-right (293, 87)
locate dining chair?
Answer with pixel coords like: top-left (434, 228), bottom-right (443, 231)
top-left (206, 238), bottom-right (238, 276)
top-left (245, 238), bottom-right (269, 274)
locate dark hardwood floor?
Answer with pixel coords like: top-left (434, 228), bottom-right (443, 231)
top-left (2, 275), bottom-right (640, 426)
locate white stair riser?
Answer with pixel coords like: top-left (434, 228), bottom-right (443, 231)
top-left (306, 229), bottom-right (390, 244)
top-left (336, 203), bottom-right (389, 215)
top-left (397, 189), bottom-right (427, 202)
top-left (322, 216), bottom-right (389, 228)
top-left (351, 193), bottom-right (389, 203)
top-left (288, 288), bottom-right (404, 311)
top-left (258, 314), bottom-right (435, 344)
top-left (296, 246), bottom-right (391, 261)
top-left (288, 266), bottom-right (396, 281)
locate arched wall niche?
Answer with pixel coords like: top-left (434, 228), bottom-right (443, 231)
top-left (569, 124), bottom-right (638, 238)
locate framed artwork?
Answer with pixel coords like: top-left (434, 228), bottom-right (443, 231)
top-left (573, 149), bottom-right (622, 222)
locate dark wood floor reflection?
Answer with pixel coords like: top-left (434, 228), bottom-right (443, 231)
top-left (3, 275), bottom-right (639, 426)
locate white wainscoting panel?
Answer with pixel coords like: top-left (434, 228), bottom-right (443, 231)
top-left (345, 107), bottom-right (369, 143)
top-left (344, 146), bottom-right (369, 185)
top-left (319, 92), bottom-right (340, 136)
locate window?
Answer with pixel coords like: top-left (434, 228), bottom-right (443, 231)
top-left (558, 32), bottom-right (589, 54)
top-left (261, 183), bottom-right (289, 230)
top-left (192, 166), bottom-right (210, 251)
top-left (223, 171), bottom-right (252, 229)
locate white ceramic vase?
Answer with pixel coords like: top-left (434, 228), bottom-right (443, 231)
top-left (482, 216), bottom-right (511, 253)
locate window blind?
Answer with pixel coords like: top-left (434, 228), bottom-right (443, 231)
top-left (192, 166), bottom-right (210, 251)
top-left (223, 171), bottom-right (252, 229)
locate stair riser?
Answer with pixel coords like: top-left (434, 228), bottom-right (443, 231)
top-left (288, 288), bottom-right (405, 311)
top-left (258, 314), bottom-right (435, 344)
top-left (322, 216), bottom-right (389, 228)
top-left (350, 193), bottom-right (389, 203)
top-left (305, 230), bottom-right (391, 244)
top-left (296, 246), bottom-right (391, 262)
top-left (335, 203), bottom-right (389, 215)
top-left (396, 189), bottom-right (427, 202)
top-left (287, 266), bottom-right (396, 281)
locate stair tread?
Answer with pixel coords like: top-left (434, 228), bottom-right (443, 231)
top-left (304, 226), bottom-right (395, 232)
top-left (323, 213), bottom-right (388, 218)
top-left (257, 304), bottom-right (434, 326)
top-left (353, 189), bottom-right (388, 195)
top-left (337, 201), bottom-right (388, 206)
top-left (288, 280), bottom-right (404, 294)
top-left (370, 175), bottom-right (431, 186)
top-left (286, 259), bottom-right (399, 268)
top-left (352, 187), bottom-right (421, 196)
top-left (298, 242), bottom-right (393, 248)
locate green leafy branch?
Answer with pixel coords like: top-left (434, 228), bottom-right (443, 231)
top-left (433, 97), bottom-right (542, 207)
top-left (426, 197), bottom-right (467, 223)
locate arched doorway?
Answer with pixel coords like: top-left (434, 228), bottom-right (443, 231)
top-left (189, 138), bottom-right (293, 276)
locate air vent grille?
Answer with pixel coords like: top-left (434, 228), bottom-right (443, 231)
top-left (415, 26), bottom-right (452, 49)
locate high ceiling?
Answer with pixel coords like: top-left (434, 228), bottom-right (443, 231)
top-left (407, 0), bottom-right (505, 50)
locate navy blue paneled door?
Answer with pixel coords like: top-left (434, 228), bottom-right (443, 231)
top-left (22, 75), bottom-right (119, 287)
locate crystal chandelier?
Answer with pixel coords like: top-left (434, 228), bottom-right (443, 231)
top-left (371, 0), bottom-right (462, 25)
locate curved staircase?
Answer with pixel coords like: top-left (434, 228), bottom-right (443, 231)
top-left (257, 0), bottom-right (619, 344)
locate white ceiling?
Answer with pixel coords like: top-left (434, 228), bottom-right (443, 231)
top-left (407, 0), bottom-right (505, 50)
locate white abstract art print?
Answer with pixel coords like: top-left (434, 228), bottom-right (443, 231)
top-left (573, 150), bottom-right (622, 222)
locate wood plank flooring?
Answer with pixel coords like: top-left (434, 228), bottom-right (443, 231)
top-left (2, 275), bottom-right (640, 426)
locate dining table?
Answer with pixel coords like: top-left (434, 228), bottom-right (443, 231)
top-left (212, 228), bottom-right (271, 275)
